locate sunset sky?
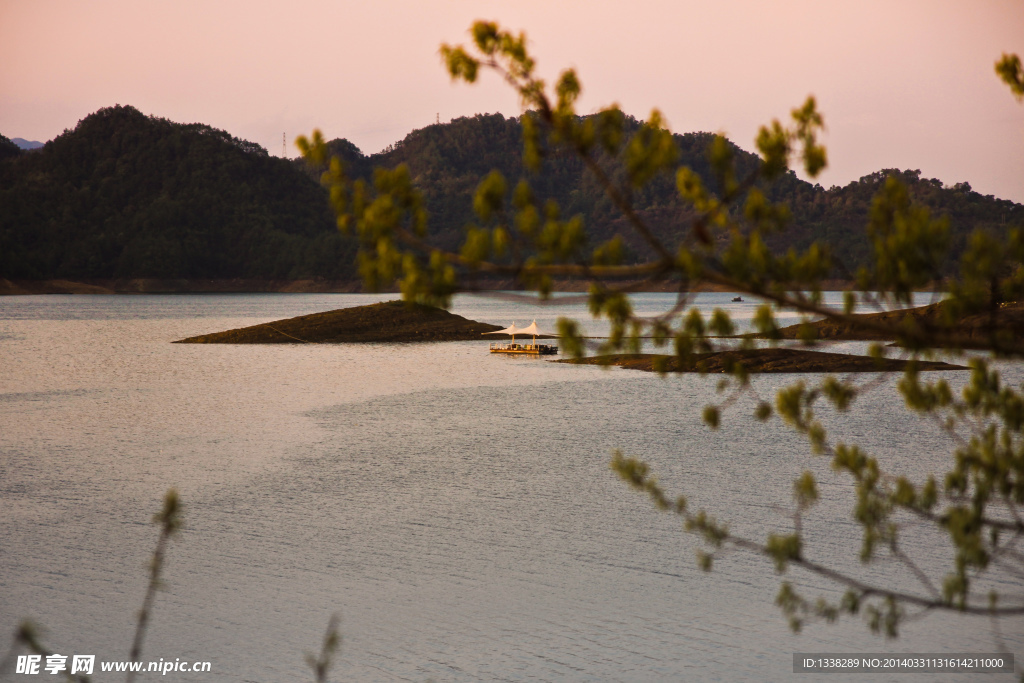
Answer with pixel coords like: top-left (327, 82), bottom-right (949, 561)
top-left (2, 0), bottom-right (1022, 201)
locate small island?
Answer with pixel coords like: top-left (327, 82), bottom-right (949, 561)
top-left (762, 300), bottom-right (1024, 348)
top-left (175, 300), bottom-right (517, 343)
top-left (556, 348), bottom-right (966, 373)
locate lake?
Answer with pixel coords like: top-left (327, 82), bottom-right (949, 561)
top-left (0, 292), bottom-right (1019, 681)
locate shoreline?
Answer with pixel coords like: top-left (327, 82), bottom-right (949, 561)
top-left (0, 278), bottom-right (365, 296)
top-left (556, 349), bottom-right (967, 373)
top-left (1, 278), bottom-right (864, 296)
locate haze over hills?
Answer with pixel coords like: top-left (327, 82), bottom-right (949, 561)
top-left (1, 106), bottom-right (1021, 288)
top-left (12, 138), bottom-right (45, 150)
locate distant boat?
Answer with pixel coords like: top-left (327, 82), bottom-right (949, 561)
top-left (732, 296), bottom-right (743, 302)
top-left (483, 321), bottom-right (558, 355)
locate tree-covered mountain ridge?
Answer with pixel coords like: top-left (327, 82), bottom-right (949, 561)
top-left (324, 112), bottom-right (1023, 275)
top-left (2, 105), bottom-right (1021, 287)
top-left (0, 105), bottom-right (356, 282)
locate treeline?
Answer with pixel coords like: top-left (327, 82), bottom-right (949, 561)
top-left (320, 113), bottom-right (1022, 275)
top-left (316, 113), bottom-right (774, 257)
top-left (0, 134), bottom-right (22, 162)
top-left (0, 106), bottom-right (356, 280)
top-left (2, 108), bottom-right (1020, 283)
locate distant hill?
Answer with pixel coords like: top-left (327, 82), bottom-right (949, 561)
top-left (12, 138), bottom-right (44, 150)
top-left (312, 114), bottom-right (773, 257)
top-left (2, 108), bottom-right (1021, 285)
top-left (317, 113), bottom-right (1024, 275)
top-left (0, 106), bottom-right (356, 280)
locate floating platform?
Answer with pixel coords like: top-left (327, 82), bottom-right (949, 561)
top-left (489, 342), bottom-right (558, 355)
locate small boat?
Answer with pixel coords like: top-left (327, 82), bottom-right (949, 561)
top-left (483, 321), bottom-right (558, 355)
top-left (732, 296), bottom-right (743, 302)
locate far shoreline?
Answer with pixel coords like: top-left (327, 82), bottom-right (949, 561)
top-left (1, 277), bottom-right (872, 296)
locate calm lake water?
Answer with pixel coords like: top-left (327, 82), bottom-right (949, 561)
top-left (0, 293), bottom-right (1020, 682)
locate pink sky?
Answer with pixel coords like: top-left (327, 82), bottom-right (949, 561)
top-left (2, 0), bottom-right (1022, 201)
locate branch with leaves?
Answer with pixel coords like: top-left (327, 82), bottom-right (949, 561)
top-left (300, 22), bottom-right (1024, 638)
top-left (614, 354), bottom-right (1024, 637)
top-left (5, 491), bottom-right (347, 682)
top-left (3, 490), bottom-right (181, 683)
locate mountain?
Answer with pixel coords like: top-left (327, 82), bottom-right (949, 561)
top-left (320, 113), bottom-right (1023, 275)
top-left (2, 107), bottom-right (1021, 285)
top-left (317, 113), bottom-right (772, 257)
top-left (0, 106), bottom-right (356, 280)
top-left (12, 138), bottom-right (45, 150)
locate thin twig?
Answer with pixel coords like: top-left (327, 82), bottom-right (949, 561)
top-left (889, 542), bottom-right (941, 600)
top-left (126, 490), bottom-right (181, 683)
top-left (306, 614), bottom-right (341, 683)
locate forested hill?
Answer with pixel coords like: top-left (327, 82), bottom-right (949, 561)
top-left (0, 134), bottom-right (23, 162)
top-left (323, 113), bottom-right (1023, 273)
top-left (319, 113), bottom-right (779, 255)
top-left (2, 107), bottom-right (1021, 284)
top-left (0, 106), bottom-right (355, 280)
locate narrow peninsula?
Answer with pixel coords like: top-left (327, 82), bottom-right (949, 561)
top-left (762, 300), bottom-right (1024, 349)
top-left (175, 300), bottom-right (513, 343)
top-left (556, 348), bottom-right (966, 373)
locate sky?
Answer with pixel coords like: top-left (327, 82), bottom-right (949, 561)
top-left (2, 0), bottom-right (1023, 201)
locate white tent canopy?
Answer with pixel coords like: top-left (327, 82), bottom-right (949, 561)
top-left (483, 323), bottom-right (524, 337)
top-left (482, 320), bottom-right (548, 340)
top-left (518, 321), bottom-right (542, 337)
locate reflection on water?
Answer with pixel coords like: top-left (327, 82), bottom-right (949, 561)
top-left (0, 293), bottom-right (1017, 682)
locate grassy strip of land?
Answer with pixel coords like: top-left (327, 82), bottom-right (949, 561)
top-left (555, 348), bottom-right (966, 373)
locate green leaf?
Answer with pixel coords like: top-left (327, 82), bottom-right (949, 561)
top-left (703, 405), bottom-right (720, 429)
